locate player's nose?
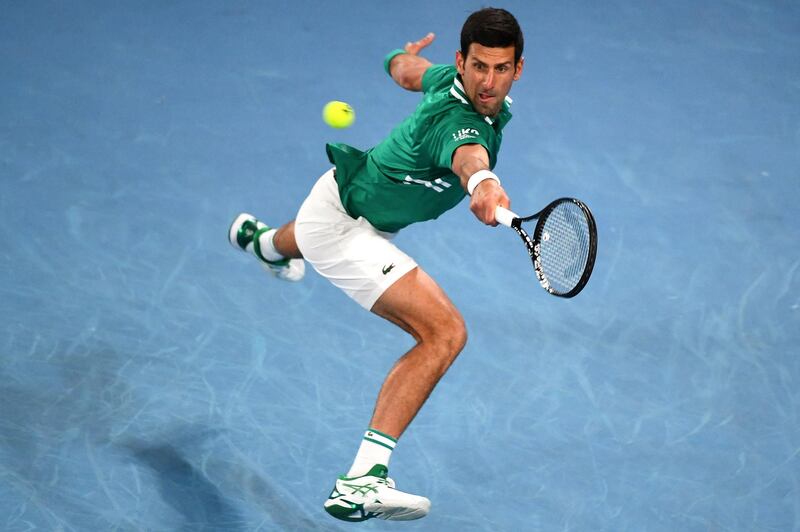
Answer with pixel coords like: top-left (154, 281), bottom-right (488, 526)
top-left (484, 69), bottom-right (496, 89)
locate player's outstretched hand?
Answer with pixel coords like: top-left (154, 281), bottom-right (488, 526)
top-left (404, 33), bottom-right (435, 56)
top-left (470, 179), bottom-right (510, 227)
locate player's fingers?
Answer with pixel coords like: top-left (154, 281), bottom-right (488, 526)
top-left (470, 197), bottom-right (496, 226)
top-left (498, 195), bottom-right (510, 210)
top-left (417, 32), bottom-right (435, 48)
top-left (406, 33), bottom-right (435, 54)
top-left (489, 200), bottom-right (509, 226)
top-left (485, 206), bottom-right (499, 226)
top-left (486, 189), bottom-right (509, 226)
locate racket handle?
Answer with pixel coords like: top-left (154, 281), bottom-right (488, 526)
top-left (495, 206), bottom-right (518, 227)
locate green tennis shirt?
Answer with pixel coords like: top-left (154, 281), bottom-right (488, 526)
top-left (326, 64), bottom-right (513, 233)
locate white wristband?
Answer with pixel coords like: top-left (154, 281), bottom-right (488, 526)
top-left (467, 169), bottom-right (500, 195)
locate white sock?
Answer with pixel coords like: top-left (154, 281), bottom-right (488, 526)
top-left (346, 428), bottom-right (397, 477)
top-left (255, 228), bottom-right (285, 262)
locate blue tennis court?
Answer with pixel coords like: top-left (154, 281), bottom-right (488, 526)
top-left (2, 1), bottom-right (798, 530)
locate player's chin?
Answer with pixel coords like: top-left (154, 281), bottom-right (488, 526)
top-left (475, 100), bottom-right (501, 117)
top-left (478, 105), bottom-right (501, 118)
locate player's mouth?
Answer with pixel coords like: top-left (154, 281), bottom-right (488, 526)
top-left (477, 92), bottom-right (494, 104)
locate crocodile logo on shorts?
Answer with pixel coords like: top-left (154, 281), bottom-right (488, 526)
top-left (382, 264), bottom-right (396, 275)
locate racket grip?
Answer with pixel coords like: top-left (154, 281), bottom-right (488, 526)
top-left (494, 206), bottom-right (518, 227)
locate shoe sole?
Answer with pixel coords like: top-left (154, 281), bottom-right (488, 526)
top-left (366, 498), bottom-right (430, 521)
top-left (324, 494), bottom-right (430, 522)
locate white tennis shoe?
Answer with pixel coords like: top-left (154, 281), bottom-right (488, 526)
top-left (228, 213), bottom-right (305, 282)
top-left (323, 464), bottom-right (430, 522)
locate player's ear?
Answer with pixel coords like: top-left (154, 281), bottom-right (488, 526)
top-left (456, 50), bottom-right (465, 75)
top-left (513, 56), bottom-right (524, 81)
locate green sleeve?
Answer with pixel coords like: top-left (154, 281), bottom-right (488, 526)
top-left (422, 64), bottom-right (457, 94)
top-left (430, 117), bottom-right (494, 170)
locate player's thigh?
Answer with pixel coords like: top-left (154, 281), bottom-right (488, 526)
top-left (371, 267), bottom-right (466, 346)
top-left (295, 170), bottom-right (417, 310)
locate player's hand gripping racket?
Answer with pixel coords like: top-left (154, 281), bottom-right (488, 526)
top-left (495, 199), bottom-right (597, 298)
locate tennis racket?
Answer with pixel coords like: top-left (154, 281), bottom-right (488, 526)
top-left (495, 198), bottom-right (597, 298)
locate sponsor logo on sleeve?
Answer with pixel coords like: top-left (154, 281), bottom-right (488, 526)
top-left (452, 128), bottom-right (480, 142)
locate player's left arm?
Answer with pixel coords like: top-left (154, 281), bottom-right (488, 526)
top-left (386, 33), bottom-right (435, 91)
top-left (451, 143), bottom-right (510, 226)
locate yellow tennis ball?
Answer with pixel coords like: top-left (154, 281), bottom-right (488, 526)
top-left (323, 100), bottom-right (355, 129)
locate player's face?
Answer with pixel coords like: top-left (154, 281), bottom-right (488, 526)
top-left (456, 43), bottom-right (523, 117)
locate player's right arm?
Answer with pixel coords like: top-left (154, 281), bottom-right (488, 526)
top-left (452, 143), bottom-right (510, 227)
top-left (386, 33), bottom-right (435, 91)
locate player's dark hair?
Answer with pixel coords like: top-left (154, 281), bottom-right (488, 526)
top-left (460, 7), bottom-right (524, 63)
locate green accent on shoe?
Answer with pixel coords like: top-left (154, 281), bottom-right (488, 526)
top-left (324, 500), bottom-right (381, 522)
top-left (325, 500), bottom-right (364, 521)
top-left (348, 464), bottom-right (388, 480)
top-left (337, 464), bottom-right (389, 482)
top-left (325, 480), bottom-right (387, 522)
top-left (236, 219), bottom-right (260, 250)
top-left (251, 226), bottom-right (289, 266)
top-left (251, 226), bottom-right (270, 261)
top-left (340, 481), bottom-right (380, 496)
top-left (266, 256), bottom-right (290, 266)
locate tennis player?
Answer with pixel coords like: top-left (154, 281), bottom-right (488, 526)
top-left (229, 8), bottom-right (524, 522)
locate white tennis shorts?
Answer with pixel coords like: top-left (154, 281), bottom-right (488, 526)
top-left (294, 169), bottom-right (417, 310)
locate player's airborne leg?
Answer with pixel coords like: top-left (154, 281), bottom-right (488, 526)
top-left (228, 213), bottom-right (305, 282)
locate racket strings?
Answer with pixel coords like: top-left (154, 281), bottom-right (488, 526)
top-left (537, 203), bottom-right (591, 294)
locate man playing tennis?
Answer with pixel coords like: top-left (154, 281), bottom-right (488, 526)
top-left (229, 8), bottom-right (524, 522)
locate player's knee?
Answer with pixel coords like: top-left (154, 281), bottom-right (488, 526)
top-left (449, 314), bottom-right (468, 354)
top-left (429, 310), bottom-right (467, 361)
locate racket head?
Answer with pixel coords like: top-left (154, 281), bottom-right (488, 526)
top-left (530, 198), bottom-right (597, 298)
